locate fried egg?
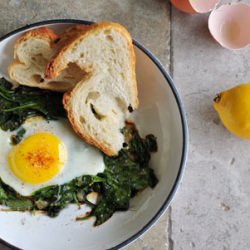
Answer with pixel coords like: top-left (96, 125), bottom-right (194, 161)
top-left (0, 117), bottom-right (105, 196)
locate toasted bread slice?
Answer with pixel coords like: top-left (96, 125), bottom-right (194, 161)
top-left (46, 22), bottom-right (138, 156)
top-left (8, 26), bottom-right (88, 92)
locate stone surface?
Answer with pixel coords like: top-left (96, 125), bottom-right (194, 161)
top-left (171, 0), bottom-right (250, 249)
top-left (126, 212), bottom-right (170, 250)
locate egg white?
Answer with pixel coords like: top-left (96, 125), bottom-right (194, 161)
top-left (0, 118), bottom-right (105, 196)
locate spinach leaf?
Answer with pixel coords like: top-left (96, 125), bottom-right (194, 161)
top-left (10, 127), bottom-right (26, 145)
top-left (89, 124), bottom-right (158, 225)
top-left (0, 178), bottom-right (33, 211)
top-left (0, 78), bottom-right (65, 131)
top-left (32, 175), bottom-right (103, 217)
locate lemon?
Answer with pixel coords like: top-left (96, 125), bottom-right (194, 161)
top-left (213, 83), bottom-right (250, 139)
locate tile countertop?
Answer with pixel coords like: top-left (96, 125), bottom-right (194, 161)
top-left (0, 0), bottom-right (250, 249)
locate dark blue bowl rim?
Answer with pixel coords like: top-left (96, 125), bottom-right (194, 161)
top-left (0, 19), bottom-right (188, 250)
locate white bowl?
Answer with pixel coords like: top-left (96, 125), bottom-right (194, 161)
top-left (0, 20), bottom-right (188, 250)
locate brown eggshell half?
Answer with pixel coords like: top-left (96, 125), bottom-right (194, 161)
top-left (171, 0), bottom-right (197, 14)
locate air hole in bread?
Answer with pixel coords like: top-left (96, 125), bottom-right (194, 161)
top-left (60, 63), bottom-right (86, 84)
top-left (71, 46), bottom-right (78, 53)
top-left (120, 72), bottom-right (125, 80)
top-left (128, 105), bottom-right (133, 113)
top-left (90, 103), bottom-right (106, 121)
top-left (30, 53), bottom-right (47, 65)
top-left (66, 62), bottom-right (84, 71)
top-left (86, 91), bottom-right (100, 103)
top-left (33, 74), bottom-right (44, 83)
top-left (115, 97), bottom-right (127, 112)
top-left (54, 38), bottom-right (60, 44)
top-left (112, 109), bottom-right (117, 115)
top-left (79, 115), bottom-right (85, 124)
top-left (106, 35), bottom-right (114, 42)
top-left (80, 53), bottom-right (84, 58)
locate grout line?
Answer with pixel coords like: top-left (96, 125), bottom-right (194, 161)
top-left (168, 206), bottom-right (174, 250)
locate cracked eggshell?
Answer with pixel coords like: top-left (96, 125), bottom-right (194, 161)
top-left (208, 3), bottom-right (250, 50)
top-left (171, 0), bottom-right (220, 13)
top-left (171, 0), bottom-right (196, 14)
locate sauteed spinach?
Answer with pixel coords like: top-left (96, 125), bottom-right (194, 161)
top-left (0, 78), bottom-right (65, 131)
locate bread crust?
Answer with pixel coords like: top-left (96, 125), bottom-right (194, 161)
top-left (15, 27), bottom-right (58, 54)
top-left (58, 24), bottom-right (90, 46)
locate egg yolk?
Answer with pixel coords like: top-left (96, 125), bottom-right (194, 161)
top-left (8, 133), bottom-right (67, 184)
